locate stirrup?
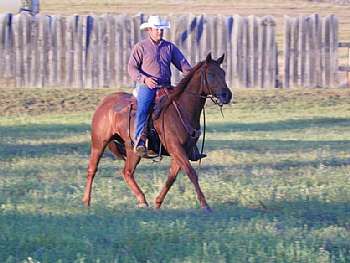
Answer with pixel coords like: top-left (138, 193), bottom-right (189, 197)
top-left (134, 139), bottom-right (147, 157)
top-left (189, 153), bottom-right (207, 161)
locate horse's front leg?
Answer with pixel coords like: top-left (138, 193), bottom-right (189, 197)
top-left (155, 159), bottom-right (181, 209)
top-left (171, 147), bottom-right (211, 212)
top-left (122, 149), bottom-right (148, 208)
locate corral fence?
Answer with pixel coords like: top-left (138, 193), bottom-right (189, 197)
top-left (0, 13), bottom-right (347, 89)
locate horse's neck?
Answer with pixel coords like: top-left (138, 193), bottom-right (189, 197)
top-left (177, 74), bottom-right (205, 129)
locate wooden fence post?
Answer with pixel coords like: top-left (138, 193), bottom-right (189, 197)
top-left (13, 14), bottom-right (23, 87)
top-left (248, 15), bottom-right (258, 88)
top-left (329, 15), bottom-right (338, 87)
top-left (232, 15), bottom-right (241, 88)
top-left (107, 15), bottom-right (116, 88)
top-left (40, 15), bottom-right (50, 88)
top-left (284, 16), bottom-right (291, 88)
top-left (115, 15), bottom-right (124, 89)
top-left (50, 15), bottom-right (58, 87)
top-left (313, 14), bottom-right (322, 87)
top-left (0, 14), bottom-right (6, 78)
top-left (257, 16), bottom-right (266, 88)
top-left (30, 15), bottom-right (39, 87)
top-left (65, 16), bottom-right (74, 87)
top-left (74, 15), bottom-right (84, 88)
top-left (123, 15), bottom-right (132, 87)
top-left (241, 16), bottom-right (248, 88)
top-left (98, 15), bottom-right (108, 88)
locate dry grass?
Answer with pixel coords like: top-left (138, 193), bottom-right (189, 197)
top-left (2, 86), bottom-right (350, 116)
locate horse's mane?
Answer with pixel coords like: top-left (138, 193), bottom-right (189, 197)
top-left (177, 61), bottom-right (204, 91)
top-left (168, 61), bottom-right (204, 101)
top-left (153, 61), bottom-right (205, 118)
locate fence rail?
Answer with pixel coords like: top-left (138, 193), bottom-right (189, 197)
top-left (0, 13), bottom-right (342, 89)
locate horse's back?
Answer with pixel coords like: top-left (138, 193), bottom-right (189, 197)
top-left (93, 92), bottom-right (133, 114)
top-left (91, 91), bottom-right (133, 131)
top-left (99, 91), bottom-right (133, 107)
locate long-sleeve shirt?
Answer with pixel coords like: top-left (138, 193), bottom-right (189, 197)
top-left (128, 37), bottom-right (192, 86)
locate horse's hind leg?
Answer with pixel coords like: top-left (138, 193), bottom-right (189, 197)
top-left (155, 159), bottom-right (181, 209)
top-left (82, 138), bottom-right (109, 207)
top-left (122, 149), bottom-right (148, 207)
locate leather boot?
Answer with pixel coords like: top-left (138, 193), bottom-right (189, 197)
top-left (134, 135), bottom-right (147, 157)
top-left (189, 145), bottom-right (206, 161)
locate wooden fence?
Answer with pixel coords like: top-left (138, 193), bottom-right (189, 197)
top-left (0, 13), bottom-right (341, 89)
top-left (0, 13), bottom-right (278, 89)
top-left (284, 14), bottom-right (338, 88)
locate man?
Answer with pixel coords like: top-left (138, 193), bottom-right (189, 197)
top-left (0, 0), bottom-right (40, 15)
top-left (20, 0), bottom-right (40, 15)
top-left (128, 15), bottom-right (205, 161)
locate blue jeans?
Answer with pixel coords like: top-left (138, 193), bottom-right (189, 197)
top-left (134, 83), bottom-right (157, 142)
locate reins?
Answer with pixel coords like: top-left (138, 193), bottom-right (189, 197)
top-left (167, 63), bottom-right (226, 162)
top-left (152, 61), bottom-right (227, 162)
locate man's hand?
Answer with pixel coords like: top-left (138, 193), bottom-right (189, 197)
top-left (144, 77), bottom-right (158, 89)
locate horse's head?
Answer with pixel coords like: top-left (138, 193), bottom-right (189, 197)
top-left (200, 53), bottom-right (232, 106)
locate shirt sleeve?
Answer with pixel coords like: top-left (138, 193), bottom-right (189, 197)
top-left (171, 44), bottom-right (192, 74)
top-left (128, 43), bottom-right (146, 84)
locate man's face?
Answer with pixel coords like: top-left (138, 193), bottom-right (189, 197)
top-left (148, 28), bottom-right (164, 42)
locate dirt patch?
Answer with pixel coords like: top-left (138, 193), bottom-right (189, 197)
top-left (309, 0), bottom-right (350, 4)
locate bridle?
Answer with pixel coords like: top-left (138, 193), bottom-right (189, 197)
top-left (182, 62), bottom-right (228, 163)
top-left (157, 61), bottom-right (229, 163)
top-left (185, 62), bottom-right (227, 112)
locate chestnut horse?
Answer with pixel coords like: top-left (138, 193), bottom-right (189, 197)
top-left (82, 53), bottom-right (232, 212)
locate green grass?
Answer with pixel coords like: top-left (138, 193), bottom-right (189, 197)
top-left (1, 88), bottom-right (350, 262)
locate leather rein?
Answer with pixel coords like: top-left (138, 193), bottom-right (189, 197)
top-left (164, 63), bottom-right (226, 162)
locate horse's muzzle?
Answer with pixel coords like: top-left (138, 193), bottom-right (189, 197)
top-left (218, 88), bottom-right (232, 105)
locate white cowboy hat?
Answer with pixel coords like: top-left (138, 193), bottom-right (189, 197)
top-left (140, 15), bottom-right (170, 30)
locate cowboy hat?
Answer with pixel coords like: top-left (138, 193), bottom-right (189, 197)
top-left (140, 15), bottom-right (170, 30)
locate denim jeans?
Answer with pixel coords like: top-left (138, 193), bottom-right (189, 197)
top-left (134, 83), bottom-right (157, 142)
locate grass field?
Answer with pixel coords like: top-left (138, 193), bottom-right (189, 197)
top-left (1, 87), bottom-right (350, 262)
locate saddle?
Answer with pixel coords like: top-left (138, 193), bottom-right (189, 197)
top-left (112, 88), bottom-right (175, 159)
top-left (112, 87), bottom-right (203, 160)
top-left (112, 87), bottom-right (173, 117)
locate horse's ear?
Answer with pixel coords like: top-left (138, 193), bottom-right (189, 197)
top-left (205, 53), bottom-right (212, 63)
top-left (217, 53), bottom-right (225, 65)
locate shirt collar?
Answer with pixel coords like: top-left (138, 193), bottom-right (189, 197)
top-left (147, 36), bottom-right (164, 47)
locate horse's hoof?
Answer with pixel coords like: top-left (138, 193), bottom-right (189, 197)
top-left (154, 203), bottom-right (161, 209)
top-left (82, 198), bottom-right (90, 208)
top-left (202, 206), bottom-right (213, 213)
top-left (137, 202), bottom-right (149, 208)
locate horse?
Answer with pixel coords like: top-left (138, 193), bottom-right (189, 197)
top-left (82, 53), bottom-right (232, 212)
